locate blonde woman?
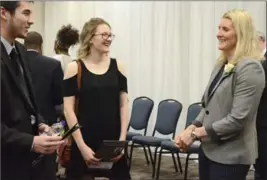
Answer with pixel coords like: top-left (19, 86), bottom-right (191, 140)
top-left (175, 9), bottom-right (265, 180)
top-left (63, 18), bottom-right (130, 180)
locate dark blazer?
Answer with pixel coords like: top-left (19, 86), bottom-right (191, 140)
top-left (1, 41), bottom-right (45, 180)
top-left (26, 50), bottom-right (63, 125)
top-left (256, 52), bottom-right (267, 129)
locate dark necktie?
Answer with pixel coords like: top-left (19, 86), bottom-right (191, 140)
top-left (10, 48), bottom-right (22, 76)
top-left (10, 48), bottom-right (33, 108)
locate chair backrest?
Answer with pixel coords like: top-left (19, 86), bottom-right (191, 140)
top-left (185, 102), bottom-right (203, 129)
top-left (128, 96), bottom-right (154, 135)
top-left (153, 99), bottom-right (182, 138)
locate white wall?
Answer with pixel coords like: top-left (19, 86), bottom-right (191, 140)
top-left (30, 2), bottom-right (45, 35)
top-left (30, 1), bottom-right (266, 136)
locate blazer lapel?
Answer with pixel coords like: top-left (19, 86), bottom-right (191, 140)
top-left (203, 64), bottom-right (222, 105)
top-left (207, 71), bottom-right (230, 103)
top-left (15, 42), bottom-right (37, 114)
top-left (1, 42), bottom-right (36, 114)
top-left (1, 43), bottom-right (28, 104)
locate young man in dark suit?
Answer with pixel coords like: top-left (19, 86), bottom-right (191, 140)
top-left (24, 31), bottom-right (64, 180)
top-left (25, 31), bottom-right (64, 129)
top-left (1, 1), bottom-right (64, 180)
top-left (254, 31), bottom-right (267, 180)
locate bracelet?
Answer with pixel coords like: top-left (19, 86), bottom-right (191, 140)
top-left (191, 129), bottom-right (199, 141)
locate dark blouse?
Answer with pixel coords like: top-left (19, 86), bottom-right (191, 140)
top-left (63, 58), bottom-right (127, 150)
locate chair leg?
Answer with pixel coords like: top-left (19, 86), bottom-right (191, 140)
top-left (171, 152), bottom-right (178, 172)
top-left (143, 146), bottom-right (150, 165)
top-left (128, 142), bottom-right (135, 170)
top-left (184, 154), bottom-right (190, 180)
top-left (125, 142), bottom-right (129, 159)
top-left (124, 142), bottom-right (130, 167)
top-left (147, 146), bottom-right (154, 164)
top-left (176, 152), bottom-right (183, 173)
top-left (152, 147), bottom-right (159, 179)
top-left (155, 148), bottom-right (163, 180)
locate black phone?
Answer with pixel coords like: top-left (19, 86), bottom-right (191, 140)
top-left (61, 122), bottom-right (82, 139)
top-left (32, 123), bottom-right (82, 167)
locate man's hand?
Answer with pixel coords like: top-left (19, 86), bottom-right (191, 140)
top-left (38, 124), bottom-right (50, 134)
top-left (32, 136), bottom-right (64, 154)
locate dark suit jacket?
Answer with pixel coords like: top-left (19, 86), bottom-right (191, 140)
top-left (26, 50), bottom-right (63, 125)
top-left (256, 52), bottom-right (267, 129)
top-left (1, 41), bottom-right (45, 180)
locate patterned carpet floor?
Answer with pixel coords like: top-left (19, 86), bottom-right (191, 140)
top-left (129, 149), bottom-right (254, 180)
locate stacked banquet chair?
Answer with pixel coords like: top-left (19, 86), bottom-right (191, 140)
top-left (126, 96), bottom-right (154, 168)
top-left (156, 102), bottom-right (203, 180)
top-left (129, 99), bottom-right (183, 179)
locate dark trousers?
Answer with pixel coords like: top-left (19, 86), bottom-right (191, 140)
top-left (33, 153), bottom-right (57, 180)
top-left (254, 130), bottom-right (267, 180)
top-left (43, 153), bottom-right (57, 180)
top-left (31, 153), bottom-right (57, 180)
top-left (199, 148), bottom-right (250, 180)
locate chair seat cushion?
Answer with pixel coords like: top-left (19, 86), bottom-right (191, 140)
top-left (132, 136), bottom-right (170, 146)
top-left (186, 142), bottom-right (200, 153)
top-left (161, 140), bottom-right (200, 154)
top-left (160, 140), bottom-right (179, 152)
top-left (126, 132), bottom-right (142, 140)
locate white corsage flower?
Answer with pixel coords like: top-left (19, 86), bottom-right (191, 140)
top-left (224, 63), bottom-right (235, 74)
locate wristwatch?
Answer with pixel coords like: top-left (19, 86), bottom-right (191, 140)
top-left (191, 129), bottom-right (199, 141)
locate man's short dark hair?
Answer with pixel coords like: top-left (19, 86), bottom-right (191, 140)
top-left (24, 31), bottom-right (43, 50)
top-left (0, 1), bottom-right (33, 14)
top-left (0, 1), bottom-right (20, 14)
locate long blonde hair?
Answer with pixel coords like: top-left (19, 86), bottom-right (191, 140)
top-left (77, 18), bottom-right (111, 60)
top-left (218, 9), bottom-right (264, 65)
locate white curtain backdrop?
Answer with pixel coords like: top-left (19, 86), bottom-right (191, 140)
top-left (30, 1), bottom-right (266, 137)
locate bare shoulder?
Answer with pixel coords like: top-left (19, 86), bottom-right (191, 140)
top-left (116, 60), bottom-right (127, 77)
top-left (64, 61), bottom-right (78, 79)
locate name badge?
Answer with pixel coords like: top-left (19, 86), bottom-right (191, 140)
top-left (30, 115), bottom-right (36, 125)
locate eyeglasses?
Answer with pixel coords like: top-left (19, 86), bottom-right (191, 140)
top-left (94, 33), bottom-right (115, 40)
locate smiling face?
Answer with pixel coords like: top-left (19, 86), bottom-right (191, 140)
top-left (1, 1), bottom-right (34, 39)
top-left (90, 24), bottom-right (113, 54)
top-left (216, 18), bottom-right (237, 55)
